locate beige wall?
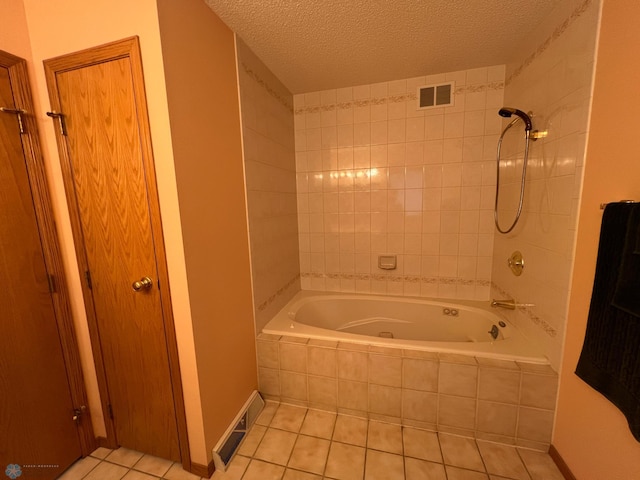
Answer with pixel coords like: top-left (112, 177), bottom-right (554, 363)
top-left (17, 0), bottom-right (207, 465)
top-left (1, 0), bottom-right (107, 443)
top-left (156, 0), bottom-right (257, 461)
top-left (491, 0), bottom-right (600, 371)
top-left (10, 0), bottom-right (258, 466)
top-left (293, 68), bottom-right (504, 300)
top-left (554, 0), bottom-right (640, 477)
top-left (2, 0), bottom-right (106, 440)
top-left (236, 38), bottom-right (300, 333)
top-left (1, 0), bottom-right (32, 59)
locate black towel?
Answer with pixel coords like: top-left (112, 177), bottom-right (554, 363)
top-left (612, 205), bottom-right (640, 316)
top-left (575, 202), bottom-right (640, 442)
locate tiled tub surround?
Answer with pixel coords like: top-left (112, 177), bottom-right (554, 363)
top-left (236, 38), bottom-right (301, 332)
top-left (256, 334), bottom-right (558, 452)
top-left (263, 291), bottom-right (546, 362)
top-left (294, 66), bottom-right (505, 301)
top-left (490, 0), bottom-right (600, 370)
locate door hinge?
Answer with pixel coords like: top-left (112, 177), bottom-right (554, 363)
top-left (46, 110), bottom-right (67, 136)
top-left (47, 273), bottom-right (56, 293)
top-left (0, 107), bottom-right (27, 134)
top-left (107, 404), bottom-right (114, 420)
top-left (85, 270), bottom-right (92, 290)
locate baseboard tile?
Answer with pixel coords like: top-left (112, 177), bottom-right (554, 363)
top-left (95, 436), bottom-right (117, 449)
top-left (190, 460), bottom-right (215, 478)
top-left (549, 444), bottom-right (577, 480)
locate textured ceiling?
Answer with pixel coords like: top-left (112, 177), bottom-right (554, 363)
top-left (204, 0), bottom-right (560, 94)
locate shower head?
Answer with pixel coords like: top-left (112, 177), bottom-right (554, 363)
top-left (498, 107), bottom-right (533, 131)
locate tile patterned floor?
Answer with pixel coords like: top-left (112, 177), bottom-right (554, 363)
top-left (60, 402), bottom-right (566, 480)
top-left (59, 445), bottom-right (205, 480)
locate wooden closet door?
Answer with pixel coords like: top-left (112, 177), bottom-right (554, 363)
top-left (45, 39), bottom-right (184, 461)
top-left (0, 60), bottom-right (82, 478)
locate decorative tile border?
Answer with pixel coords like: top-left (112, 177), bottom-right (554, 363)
top-left (301, 271), bottom-right (490, 287)
top-left (505, 0), bottom-right (593, 86)
top-left (240, 61), bottom-right (294, 113)
top-left (257, 274), bottom-right (301, 312)
top-left (491, 282), bottom-right (557, 338)
top-left (454, 82), bottom-right (504, 95)
top-left (294, 82), bottom-right (504, 116)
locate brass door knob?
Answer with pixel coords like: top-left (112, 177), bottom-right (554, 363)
top-left (132, 276), bottom-right (153, 292)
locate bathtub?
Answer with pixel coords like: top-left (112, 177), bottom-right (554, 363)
top-left (263, 290), bottom-right (548, 364)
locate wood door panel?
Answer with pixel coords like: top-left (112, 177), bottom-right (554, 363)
top-left (0, 64), bottom-right (81, 478)
top-left (55, 57), bottom-right (180, 460)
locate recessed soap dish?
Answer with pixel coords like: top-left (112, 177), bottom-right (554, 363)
top-left (378, 255), bottom-right (397, 270)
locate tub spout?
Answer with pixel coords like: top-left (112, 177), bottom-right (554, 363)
top-left (491, 299), bottom-right (516, 310)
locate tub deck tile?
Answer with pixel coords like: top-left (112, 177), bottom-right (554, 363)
top-left (257, 333), bottom-right (282, 341)
top-left (307, 375), bottom-right (337, 408)
top-left (307, 347), bottom-right (337, 377)
top-left (401, 348), bottom-right (439, 360)
top-left (515, 362), bottom-right (557, 375)
top-left (438, 352), bottom-right (478, 365)
top-left (369, 345), bottom-right (403, 356)
top-left (281, 335), bottom-right (310, 344)
top-left (262, 330), bottom-right (555, 452)
top-left (337, 341), bottom-right (369, 352)
top-left (307, 338), bottom-right (338, 348)
top-left (402, 358), bottom-right (438, 392)
top-left (256, 341), bottom-right (280, 369)
top-left (475, 357), bottom-right (519, 370)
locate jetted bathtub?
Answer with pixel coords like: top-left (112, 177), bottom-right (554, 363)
top-left (263, 290), bottom-right (548, 364)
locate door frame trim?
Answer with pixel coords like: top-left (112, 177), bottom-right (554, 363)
top-left (0, 49), bottom-right (95, 456)
top-left (43, 37), bottom-right (191, 469)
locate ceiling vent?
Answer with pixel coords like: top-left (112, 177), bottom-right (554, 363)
top-left (417, 81), bottom-right (455, 110)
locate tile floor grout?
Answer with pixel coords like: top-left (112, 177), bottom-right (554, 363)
top-left (61, 401), bottom-right (565, 480)
top-left (230, 402), bottom-right (564, 480)
top-left (59, 447), bottom-right (205, 480)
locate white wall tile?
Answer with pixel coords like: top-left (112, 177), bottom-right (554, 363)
top-left (295, 67), bottom-right (505, 299)
top-left (491, 0), bottom-right (598, 370)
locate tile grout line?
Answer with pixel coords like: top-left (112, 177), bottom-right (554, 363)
top-left (282, 407), bottom-right (307, 474)
top-left (88, 403), bottom-right (557, 480)
top-left (435, 431), bottom-right (448, 480)
top-left (80, 455), bottom-right (103, 480)
top-left (515, 446), bottom-right (535, 480)
top-left (319, 410), bottom-right (339, 479)
top-left (400, 423), bottom-right (406, 478)
top-left (241, 404), bottom-right (276, 477)
top-left (436, 432), bottom-right (452, 480)
top-left (238, 410), bottom-right (326, 479)
top-left (361, 416), bottom-right (370, 480)
top-left (474, 437), bottom-right (490, 477)
top-left (515, 365), bottom-right (524, 447)
top-left (304, 339), bottom-right (310, 407)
